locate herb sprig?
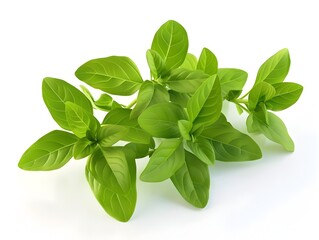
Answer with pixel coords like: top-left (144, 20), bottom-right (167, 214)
top-left (19, 20), bottom-right (303, 222)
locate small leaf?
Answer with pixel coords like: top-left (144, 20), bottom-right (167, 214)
top-left (131, 81), bottom-right (169, 119)
top-left (266, 82), bottom-right (303, 111)
top-left (103, 108), bottom-right (152, 144)
top-left (98, 124), bottom-right (128, 147)
top-left (218, 68), bottom-right (248, 98)
top-left (42, 77), bottom-right (92, 130)
top-left (255, 48), bottom-right (290, 84)
top-left (168, 90), bottom-right (190, 108)
top-left (178, 120), bottom-right (192, 141)
top-left (138, 102), bottom-right (187, 138)
top-left (80, 85), bottom-right (121, 111)
top-left (140, 138), bottom-right (184, 182)
top-left (171, 150), bottom-right (210, 208)
top-left (166, 69), bottom-right (209, 93)
top-left (146, 49), bottom-right (166, 79)
top-left (75, 56), bottom-right (143, 96)
top-left (73, 138), bottom-right (97, 160)
top-left (65, 102), bottom-right (100, 138)
top-left (151, 20), bottom-right (188, 70)
top-left (201, 114), bottom-right (262, 161)
top-left (197, 48), bottom-right (218, 75)
top-left (19, 130), bottom-right (78, 170)
top-left (187, 137), bottom-right (215, 165)
top-left (248, 82), bottom-right (276, 110)
top-left (250, 112), bottom-right (294, 151)
top-left (86, 148), bottom-right (136, 222)
top-left (180, 53), bottom-right (197, 70)
top-left (246, 113), bottom-right (260, 133)
top-left (187, 75), bottom-right (222, 133)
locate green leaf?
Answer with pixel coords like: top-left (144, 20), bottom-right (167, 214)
top-left (266, 82), bottom-right (303, 111)
top-left (248, 82), bottom-right (276, 110)
top-left (138, 102), bottom-right (187, 138)
top-left (80, 85), bottom-right (122, 111)
top-left (179, 53), bottom-right (197, 70)
top-left (201, 114), bottom-right (262, 161)
top-left (131, 81), bottom-right (169, 119)
top-left (187, 137), bottom-right (215, 165)
top-left (218, 68), bottom-right (248, 98)
top-left (151, 20), bottom-right (188, 70)
top-left (124, 143), bottom-right (150, 159)
top-left (98, 124), bottom-right (128, 147)
top-left (250, 112), bottom-right (294, 151)
top-left (166, 69), bottom-right (209, 93)
top-left (255, 48), bottom-right (290, 84)
top-left (42, 77), bottom-right (92, 130)
top-left (187, 75), bottom-right (222, 133)
top-left (86, 148), bottom-right (136, 222)
top-left (19, 130), bottom-right (78, 170)
top-left (168, 90), bottom-right (190, 108)
top-left (75, 56), bottom-right (143, 96)
top-left (246, 113), bottom-right (260, 133)
top-left (140, 138), bottom-right (184, 182)
top-left (146, 49), bottom-right (166, 79)
top-left (197, 48), bottom-right (218, 75)
top-left (73, 138), bottom-right (97, 160)
top-left (65, 102), bottom-right (100, 138)
top-left (103, 108), bottom-right (152, 144)
top-left (171, 150), bottom-right (210, 208)
top-left (254, 102), bottom-right (269, 124)
top-left (178, 120), bottom-right (192, 141)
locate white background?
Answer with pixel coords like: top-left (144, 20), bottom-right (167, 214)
top-left (1, 0), bottom-right (318, 239)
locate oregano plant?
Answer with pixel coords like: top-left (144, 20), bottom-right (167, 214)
top-left (19, 20), bottom-right (303, 222)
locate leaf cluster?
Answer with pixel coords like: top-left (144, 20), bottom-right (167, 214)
top-left (19, 20), bottom-right (303, 222)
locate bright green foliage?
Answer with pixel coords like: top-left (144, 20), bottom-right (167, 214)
top-left (151, 20), bottom-right (188, 70)
top-left (255, 48), bottom-right (290, 84)
top-left (42, 77), bottom-right (92, 130)
top-left (19, 130), bottom-right (78, 170)
top-left (140, 138), bottom-right (184, 182)
top-left (171, 150), bottom-right (210, 208)
top-left (19, 20), bottom-right (303, 222)
top-left (75, 56), bottom-right (143, 96)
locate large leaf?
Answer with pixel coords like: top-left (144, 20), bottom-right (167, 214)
top-left (201, 114), bottom-right (262, 161)
top-left (171, 150), bottom-right (210, 208)
top-left (197, 48), bottom-right (218, 75)
top-left (146, 49), bottom-right (166, 79)
top-left (265, 82), bottom-right (303, 111)
top-left (255, 48), bottom-right (290, 84)
top-left (166, 69), bottom-right (209, 93)
top-left (42, 77), bottom-right (92, 130)
top-left (138, 102), bottom-right (187, 138)
top-left (19, 130), bottom-right (78, 170)
top-left (179, 53), bottom-right (197, 70)
top-left (187, 75), bottom-right (222, 133)
top-left (65, 102), bottom-right (100, 138)
top-left (217, 68), bottom-right (248, 98)
top-left (250, 112), bottom-right (294, 151)
top-left (75, 56), bottom-right (143, 96)
top-left (131, 81), bottom-right (169, 119)
top-left (187, 137), bottom-right (215, 165)
top-left (248, 82), bottom-right (276, 110)
top-left (151, 20), bottom-right (188, 70)
top-left (86, 148), bottom-right (136, 222)
top-left (103, 108), bottom-right (152, 144)
top-left (140, 138), bottom-right (184, 182)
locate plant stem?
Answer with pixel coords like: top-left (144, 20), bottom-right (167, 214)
top-left (234, 98), bottom-right (248, 104)
top-left (126, 98), bottom-right (137, 109)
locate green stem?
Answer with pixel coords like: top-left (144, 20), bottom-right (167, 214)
top-left (126, 98), bottom-right (137, 109)
top-left (236, 103), bottom-right (250, 113)
top-left (234, 98), bottom-right (248, 104)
